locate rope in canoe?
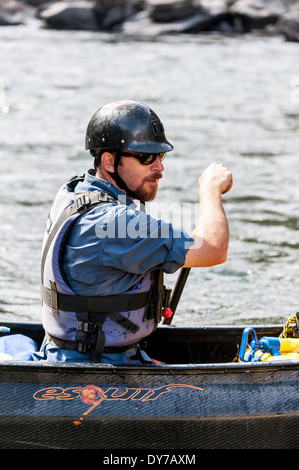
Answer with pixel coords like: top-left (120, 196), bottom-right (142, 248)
top-left (279, 314), bottom-right (297, 338)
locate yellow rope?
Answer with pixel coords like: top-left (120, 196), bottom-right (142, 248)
top-left (279, 314), bottom-right (297, 338)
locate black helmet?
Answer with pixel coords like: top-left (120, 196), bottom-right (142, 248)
top-left (85, 101), bottom-right (173, 154)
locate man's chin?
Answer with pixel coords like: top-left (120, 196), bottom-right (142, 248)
top-left (130, 184), bottom-right (158, 202)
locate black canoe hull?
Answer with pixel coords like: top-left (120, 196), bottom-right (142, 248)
top-left (0, 322), bottom-right (298, 449)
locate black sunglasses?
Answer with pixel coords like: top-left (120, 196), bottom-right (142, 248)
top-left (121, 151), bottom-right (166, 165)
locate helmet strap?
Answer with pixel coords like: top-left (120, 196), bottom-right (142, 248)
top-left (107, 151), bottom-right (137, 200)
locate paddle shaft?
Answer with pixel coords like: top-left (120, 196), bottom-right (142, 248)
top-left (162, 267), bottom-right (191, 325)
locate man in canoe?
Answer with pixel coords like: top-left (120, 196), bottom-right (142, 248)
top-left (35, 101), bottom-right (232, 364)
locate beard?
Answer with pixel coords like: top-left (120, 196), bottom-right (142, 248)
top-left (129, 172), bottom-right (163, 202)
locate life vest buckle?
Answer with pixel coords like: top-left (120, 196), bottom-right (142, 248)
top-left (76, 194), bottom-right (91, 211)
top-left (77, 321), bottom-right (98, 334)
top-left (76, 340), bottom-right (91, 353)
top-left (49, 280), bottom-right (59, 316)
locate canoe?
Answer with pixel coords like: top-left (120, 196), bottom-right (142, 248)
top-left (0, 321), bottom-right (298, 450)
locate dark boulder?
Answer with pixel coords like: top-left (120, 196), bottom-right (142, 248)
top-left (278, 11), bottom-right (299, 42)
top-left (228, 0), bottom-right (299, 32)
top-left (146, 0), bottom-right (201, 23)
top-left (94, 0), bottom-right (140, 29)
top-left (38, 1), bottom-right (100, 30)
top-left (23, 0), bottom-right (51, 6)
top-left (38, 0), bottom-right (141, 31)
top-left (121, 0), bottom-right (233, 35)
top-left (228, 0), bottom-right (279, 31)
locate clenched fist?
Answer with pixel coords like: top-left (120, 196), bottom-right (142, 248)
top-left (198, 162), bottom-right (233, 197)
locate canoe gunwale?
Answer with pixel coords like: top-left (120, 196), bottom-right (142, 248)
top-left (0, 355), bottom-right (298, 377)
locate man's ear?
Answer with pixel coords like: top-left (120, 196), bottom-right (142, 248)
top-left (101, 152), bottom-right (115, 173)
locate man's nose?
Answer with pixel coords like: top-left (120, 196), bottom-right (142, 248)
top-left (151, 156), bottom-right (164, 171)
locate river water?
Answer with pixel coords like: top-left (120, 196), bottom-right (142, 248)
top-left (0, 22), bottom-right (299, 327)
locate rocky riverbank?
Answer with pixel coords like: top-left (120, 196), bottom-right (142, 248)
top-left (1, 0), bottom-right (299, 41)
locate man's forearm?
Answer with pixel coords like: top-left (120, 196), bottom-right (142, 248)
top-left (183, 162), bottom-right (232, 268)
top-left (184, 191), bottom-right (229, 267)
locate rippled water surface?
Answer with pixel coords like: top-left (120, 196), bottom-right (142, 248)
top-left (0, 24), bottom-right (299, 326)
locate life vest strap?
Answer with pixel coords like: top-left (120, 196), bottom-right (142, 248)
top-left (144, 270), bottom-right (172, 325)
top-left (41, 283), bottom-right (150, 317)
top-left (45, 332), bottom-right (140, 355)
top-left (41, 190), bottom-right (120, 284)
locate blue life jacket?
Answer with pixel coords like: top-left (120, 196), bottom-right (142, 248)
top-left (40, 176), bottom-right (171, 362)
